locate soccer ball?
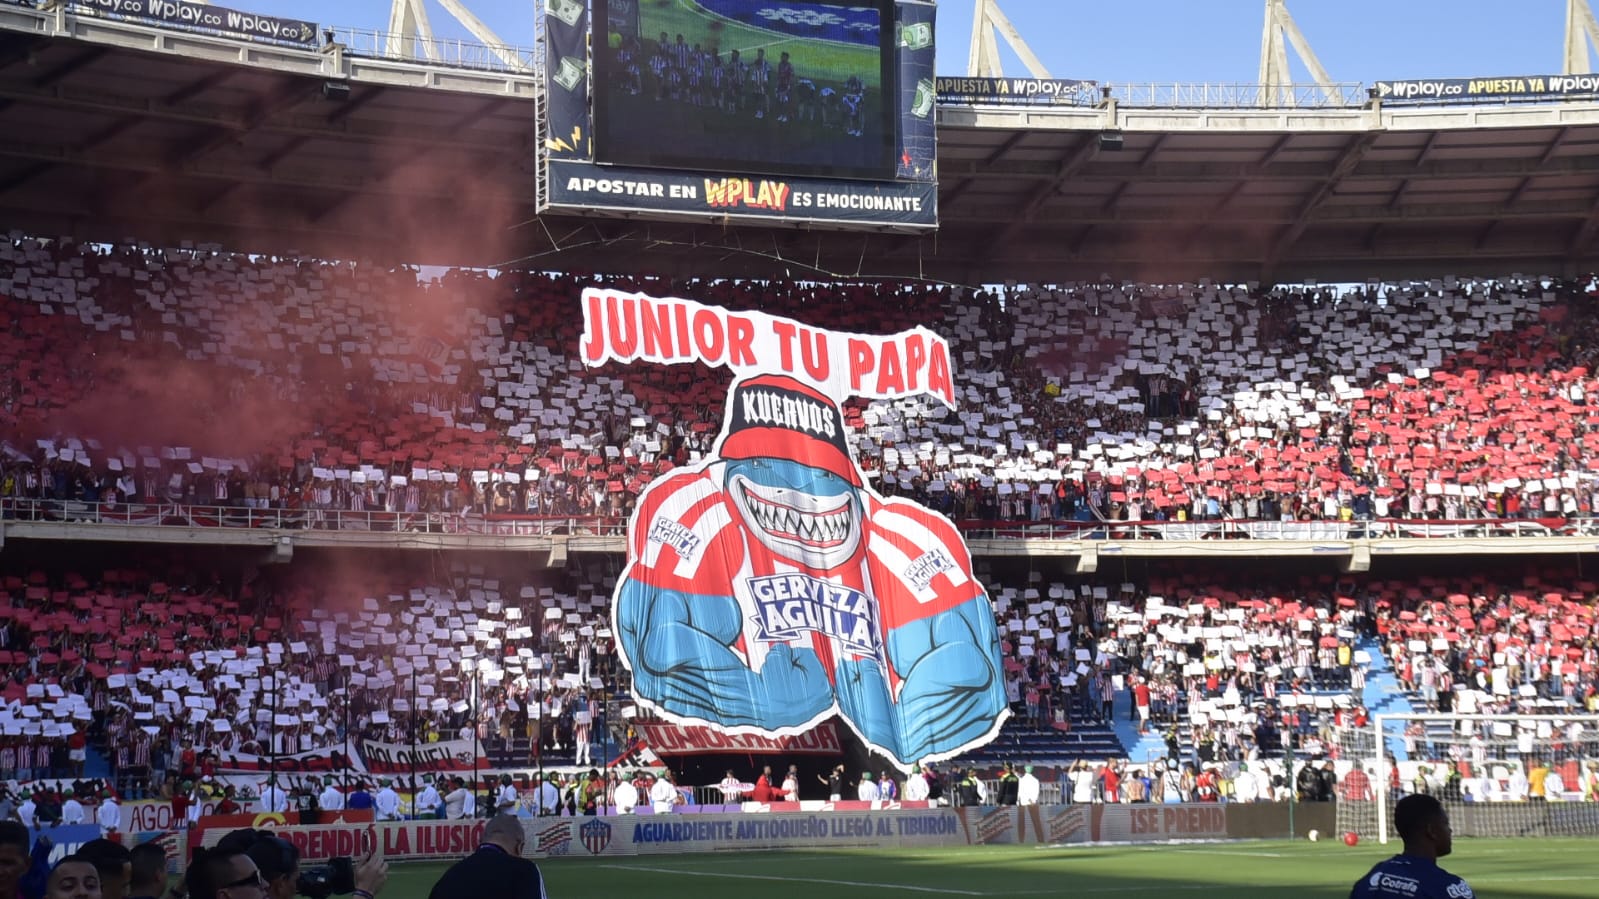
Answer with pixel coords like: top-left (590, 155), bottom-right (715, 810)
top-left (1344, 832), bottom-right (1360, 847)
top-left (1307, 829), bottom-right (1319, 842)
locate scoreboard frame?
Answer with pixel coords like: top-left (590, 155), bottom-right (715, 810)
top-left (537, 0), bottom-right (937, 231)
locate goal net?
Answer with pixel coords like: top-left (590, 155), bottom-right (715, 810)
top-left (1332, 713), bottom-right (1599, 844)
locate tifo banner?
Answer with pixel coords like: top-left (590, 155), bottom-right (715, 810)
top-left (935, 77), bottom-right (1100, 105)
top-left (216, 745), bottom-right (366, 774)
top-left (361, 738), bottom-right (485, 773)
top-left (69, 0), bottom-right (318, 46)
top-left (579, 291), bottom-right (956, 406)
top-left (586, 291), bottom-right (1007, 769)
top-left (1374, 74), bottom-right (1599, 103)
top-left (547, 161), bottom-right (937, 228)
top-left (636, 720), bottom-right (843, 756)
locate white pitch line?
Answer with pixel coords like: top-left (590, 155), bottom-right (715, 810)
top-left (1020, 885), bottom-right (1309, 895)
top-left (597, 864), bottom-right (986, 895)
top-left (1140, 847), bottom-right (1287, 858)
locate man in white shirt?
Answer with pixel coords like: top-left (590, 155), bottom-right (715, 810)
top-left (613, 775), bottom-right (640, 814)
top-left (650, 772), bottom-right (680, 813)
top-left (462, 784), bottom-right (477, 818)
top-left (857, 771), bottom-right (879, 801)
top-left (15, 791), bottom-right (36, 829)
top-left (1162, 764), bottom-right (1184, 804)
top-left (59, 788), bottom-right (85, 826)
top-left (1233, 763), bottom-right (1260, 803)
top-left (781, 766), bottom-right (800, 802)
top-left (538, 775), bottom-right (561, 816)
top-left (444, 777), bottom-right (472, 819)
top-left (416, 776), bottom-right (442, 819)
top-left (374, 778), bottom-right (401, 821)
top-left (260, 777), bottom-right (289, 814)
top-left (186, 784), bottom-right (203, 828)
top-left (319, 777), bottom-right (345, 812)
top-left (904, 766), bottom-right (930, 802)
top-left (1070, 762), bottom-right (1096, 804)
top-left (1507, 766), bottom-right (1530, 801)
top-left (1017, 765), bottom-right (1041, 806)
top-left (1544, 769), bottom-right (1566, 801)
top-left (495, 775), bottom-right (519, 815)
top-left (96, 790), bottom-right (120, 837)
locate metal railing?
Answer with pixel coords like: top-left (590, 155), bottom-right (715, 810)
top-left (6, 500), bottom-right (1598, 544)
top-left (1103, 81), bottom-right (1369, 109)
top-left (954, 517), bottom-right (1599, 542)
top-left (326, 25), bottom-right (536, 74)
top-left (934, 81), bottom-right (1372, 110)
top-left (0, 499), bottom-right (627, 536)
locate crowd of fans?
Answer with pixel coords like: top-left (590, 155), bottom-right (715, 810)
top-left (0, 550), bottom-right (1596, 799)
top-left (976, 563), bottom-right (1596, 783)
top-left (3, 236), bottom-right (1599, 803)
top-left (0, 553), bottom-right (625, 798)
top-left (2, 237), bottom-right (1599, 534)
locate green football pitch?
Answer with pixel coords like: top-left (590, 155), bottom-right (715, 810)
top-left (378, 839), bottom-right (1596, 898)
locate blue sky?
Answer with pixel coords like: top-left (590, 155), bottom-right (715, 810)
top-left (247, 0), bottom-right (1576, 82)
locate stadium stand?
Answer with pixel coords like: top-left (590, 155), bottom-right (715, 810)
top-left (2, 234), bottom-right (1599, 796)
top-left (956, 563), bottom-right (1595, 780)
top-left (0, 552), bottom-right (624, 795)
top-left (4, 236), bottom-right (1599, 539)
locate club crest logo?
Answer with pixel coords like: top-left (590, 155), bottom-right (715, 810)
top-left (580, 817), bottom-right (613, 855)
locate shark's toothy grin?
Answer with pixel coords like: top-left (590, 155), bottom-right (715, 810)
top-left (739, 481), bottom-right (852, 548)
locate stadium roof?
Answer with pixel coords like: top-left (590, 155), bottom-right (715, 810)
top-left (3, 10), bottom-right (1599, 283)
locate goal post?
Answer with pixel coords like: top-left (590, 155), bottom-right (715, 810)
top-left (1332, 713), bottom-right (1599, 845)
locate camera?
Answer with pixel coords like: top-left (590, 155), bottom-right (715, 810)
top-left (295, 856), bottom-right (356, 899)
top-left (219, 829), bottom-right (359, 899)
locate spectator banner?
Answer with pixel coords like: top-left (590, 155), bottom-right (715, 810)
top-left (545, 162), bottom-right (938, 228)
top-left (120, 798), bottom-right (229, 834)
top-left (636, 720), bottom-right (843, 756)
top-left (27, 825), bottom-right (102, 864)
top-left (935, 77), bottom-right (1099, 105)
top-left (215, 745), bottom-right (367, 775)
top-left (1374, 74), bottom-right (1599, 103)
top-left (948, 804), bottom-right (1229, 846)
top-left (69, 0), bottom-right (318, 46)
top-left (360, 738), bottom-right (485, 773)
top-left (585, 291), bottom-right (1008, 769)
top-left (194, 805), bottom-right (1248, 861)
top-left (193, 810), bottom-right (376, 855)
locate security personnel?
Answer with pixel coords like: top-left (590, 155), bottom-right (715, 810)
top-left (997, 762), bottom-right (1020, 806)
top-left (957, 769), bottom-right (981, 807)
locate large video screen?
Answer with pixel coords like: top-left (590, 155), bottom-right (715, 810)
top-left (593, 0), bottom-right (897, 181)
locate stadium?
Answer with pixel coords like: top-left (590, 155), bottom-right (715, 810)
top-left (0, 0), bottom-right (1596, 896)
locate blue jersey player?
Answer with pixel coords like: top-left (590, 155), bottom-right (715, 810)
top-left (1350, 794), bottom-right (1474, 899)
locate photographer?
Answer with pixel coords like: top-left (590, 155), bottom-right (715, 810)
top-left (427, 815), bottom-right (546, 899)
top-left (211, 828), bottom-right (387, 899)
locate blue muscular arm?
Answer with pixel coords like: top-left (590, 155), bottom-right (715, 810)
top-left (836, 595), bottom-right (1009, 765)
top-left (616, 577), bottom-right (834, 728)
